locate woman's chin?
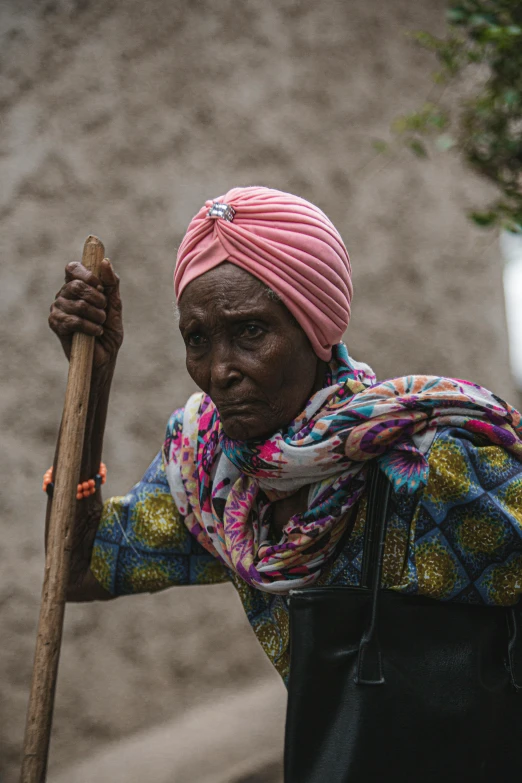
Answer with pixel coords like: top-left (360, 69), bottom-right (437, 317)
top-left (220, 413), bottom-right (275, 442)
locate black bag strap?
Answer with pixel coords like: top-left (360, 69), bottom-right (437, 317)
top-left (355, 460), bottom-right (391, 685)
top-left (360, 460), bottom-right (391, 591)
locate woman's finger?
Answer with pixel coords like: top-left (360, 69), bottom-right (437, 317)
top-left (99, 259), bottom-right (123, 323)
top-left (99, 259), bottom-right (121, 305)
top-left (54, 296), bottom-right (107, 325)
top-left (59, 278), bottom-right (107, 308)
top-left (49, 309), bottom-right (104, 338)
top-left (65, 261), bottom-right (104, 292)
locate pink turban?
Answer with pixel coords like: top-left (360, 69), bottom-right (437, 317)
top-left (174, 186), bottom-right (353, 360)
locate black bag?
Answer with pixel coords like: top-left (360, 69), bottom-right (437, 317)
top-left (284, 463), bottom-right (522, 783)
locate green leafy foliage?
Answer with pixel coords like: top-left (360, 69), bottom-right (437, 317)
top-left (383, 1), bottom-right (522, 231)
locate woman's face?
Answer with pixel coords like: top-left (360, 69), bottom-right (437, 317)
top-left (178, 263), bottom-right (325, 440)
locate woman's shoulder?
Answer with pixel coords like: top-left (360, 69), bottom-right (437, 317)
top-left (424, 425), bottom-right (522, 508)
top-left (326, 426), bottom-right (522, 602)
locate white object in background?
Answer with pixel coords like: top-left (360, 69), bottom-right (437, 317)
top-left (501, 230), bottom-right (522, 390)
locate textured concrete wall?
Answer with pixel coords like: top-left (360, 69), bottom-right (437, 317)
top-left (0, 0), bottom-right (516, 780)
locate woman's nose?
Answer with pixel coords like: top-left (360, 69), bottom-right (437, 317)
top-left (209, 344), bottom-right (242, 389)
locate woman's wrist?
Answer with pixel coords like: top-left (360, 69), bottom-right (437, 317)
top-left (80, 361), bottom-right (115, 480)
top-left (91, 359), bottom-right (117, 391)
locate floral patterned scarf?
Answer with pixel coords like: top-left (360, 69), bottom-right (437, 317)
top-left (164, 344), bottom-right (522, 594)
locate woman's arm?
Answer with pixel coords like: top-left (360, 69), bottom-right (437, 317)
top-left (48, 258), bottom-right (123, 601)
top-left (90, 412), bottom-right (231, 598)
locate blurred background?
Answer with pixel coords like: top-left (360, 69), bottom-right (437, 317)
top-left (1, 0), bottom-right (519, 781)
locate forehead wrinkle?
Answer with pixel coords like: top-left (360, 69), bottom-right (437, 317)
top-left (180, 301), bottom-right (274, 329)
top-left (180, 286), bottom-right (269, 322)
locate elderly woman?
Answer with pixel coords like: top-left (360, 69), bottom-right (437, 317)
top-left (49, 188), bottom-right (522, 738)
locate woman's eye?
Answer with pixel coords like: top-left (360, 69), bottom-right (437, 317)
top-left (187, 333), bottom-right (206, 347)
top-left (239, 324), bottom-right (263, 339)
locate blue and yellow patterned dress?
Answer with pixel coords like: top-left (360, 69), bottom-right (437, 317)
top-left (91, 415), bottom-right (522, 682)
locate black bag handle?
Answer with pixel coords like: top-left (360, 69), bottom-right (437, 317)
top-left (508, 603), bottom-right (522, 691)
top-left (355, 460), bottom-right (391, 685)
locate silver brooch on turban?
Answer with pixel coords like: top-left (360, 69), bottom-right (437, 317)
top-left (207, 202), bottom-right (236, 222)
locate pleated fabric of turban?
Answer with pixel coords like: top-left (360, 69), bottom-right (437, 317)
top-left (174, 186), bottom-right (353, 360)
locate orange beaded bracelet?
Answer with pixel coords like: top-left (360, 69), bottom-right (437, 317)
top-left (42, 463), bottom-right (107, 500)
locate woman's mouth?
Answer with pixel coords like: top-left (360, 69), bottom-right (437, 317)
top-left (218, 401), bottom-right (258, 416)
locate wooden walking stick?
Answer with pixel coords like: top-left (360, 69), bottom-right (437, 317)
top-left (20, 236), bottom-right (106, 783)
